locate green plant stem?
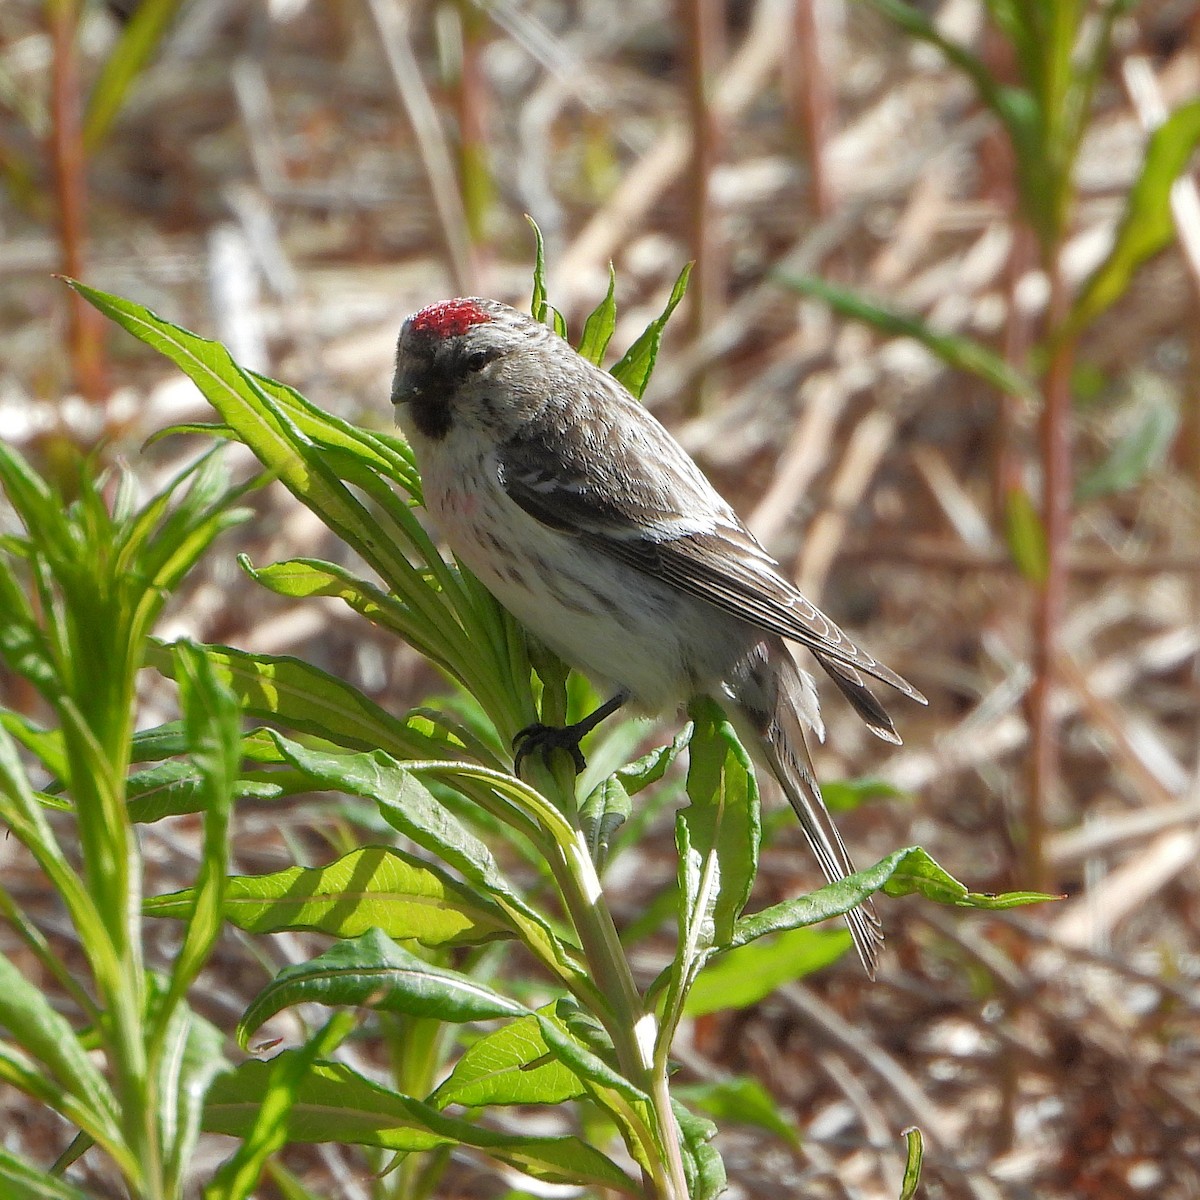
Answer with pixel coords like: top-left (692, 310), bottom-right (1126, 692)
top-left (547, 820), bottom-right (688, 1199)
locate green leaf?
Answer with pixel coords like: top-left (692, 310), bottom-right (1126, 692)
top-left (900, 1126), bottom-right (924, 1199)
top-left (881, 846), bottom-right (1058, 908)
top-left (83, 0), bottom-right (184, 150)
top-left (126, 759), bottom-right (311, 824)
top-left (1076, 398), bottom-right (1179, 502)
top-left (610, 262), bottom-right (693, 400)
top-left (155, 1000), bottom-right (230, 1196)
top-left (578, 265), bottom-right (618, 365)
top-left (673, 1100), bottom-right (725, 1200)
top-left (146, 847), bottom-right (511, 946)
top-left (526, 216), bottom-right (567, 337)
top-left (206, 1057), bottom-right (636, 1191)
top-left (821, 776), bottom-right (909, 813)
top-left (678, 698), bottom-right (759, 954)
top-left (147, 641), bottom-right (462, 762)
top-left (259, 734), bottom-right (587, 992)
top-left (206, 1013), bottom-right (355, 1200)
top-left (732, 847), bottom-right (1057, 948)
top-left (776, 272), bottom-right (1034, 398)
top-left (1068, 100), bottom-right (1200, 335)
top-left (675, 1076), bottom-right (798, 1147)
top-left (0, 712), bottom-right (66, 780)
top-left (238, 928), bottom-right (525, 1044)
top-left (161, 642), bottom-right (239, 1009)
top-left (432, 1008), bottom-right (586, 1108)
top-left (684, 927), bottom-right (851, 1016)
top-left (65, 283), bottom-right (420, 598)
top-left (0, 1147), bottom-right (94, 1200)
top-left (1003, 486), bottom-right (1048, 584)
top-left (0, 951), bottom-right (120, 1144)
top-left (579, 774), bottom-right (632, 871)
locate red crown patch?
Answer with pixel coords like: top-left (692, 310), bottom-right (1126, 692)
top-left (409, 298), bottom-right (493, 338)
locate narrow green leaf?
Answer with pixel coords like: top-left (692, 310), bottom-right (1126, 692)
top-left (147, 641), bottom-right (462, 762)
top-left (0, 1147), bottom-right (94, 1200)
top-left (528, 215), bottom-right (549, 324)
top-left (610, 262), bottom-right (692, 400)
top-left (432, 1008), bottom-right (586, 1108)
top-left (146, 847), bottom-right (511, 946)
top-left (679, 698), bottom-right (759, 952)
top-left (0, 711), bottom-right (66, 780)
top-left (684, 927), bottom-right (850, 1016)
top-left (579, 775), bottom-right (632, 871)
top-left (206, 1057), bottom-right (636, 1191)
top-left (578, 265), bottom-right (618, 364)
top-left (238, 556), bottom-right (467, 687)
top-left (163, 642), bottom-right (239, 1007)
top-left (1003, 486), bottom-right (1049, 584)
top-left (858, 0), bottom-right (1013, 124)
top-left (1068, 100), bottom-right (1200, 335)
top-left (65, 282), bottom-right (419, 595)
top-left (900, 1126), bottom-right (924, 1199)
top-left (0, 951), bottom-right (119, 1141)
top-left (83, 0), bottom-right (183, 150)
top-left (156, 1001), bottom-right (230, 1195)
top-left (126, 760), bottom-right (310, 824)
top-left (732, 846), bottom-right (1058, 948)
top-left (238, 928), bottom-right (524, 1045)
top-left (206, 1013), bottom-right (355, 1200)
top-left (1076, 399), bottom-right (1179, 502)
top-left (776, 272), bottom-right (1034, 398)
top-left (881, 846), bottom-right (1058, 908)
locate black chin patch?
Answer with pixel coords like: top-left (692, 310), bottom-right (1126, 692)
top-left (410, 392), bottom-right (452, 440)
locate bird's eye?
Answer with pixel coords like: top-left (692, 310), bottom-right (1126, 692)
top-left (464, 349), bottom-right (493, 372)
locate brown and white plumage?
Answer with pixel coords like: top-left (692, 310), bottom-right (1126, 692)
top-left (391, 297), bottom-right (925, 975)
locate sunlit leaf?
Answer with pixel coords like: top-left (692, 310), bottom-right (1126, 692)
top-left (146, 847), bottom-right (511, 946)
top-left (610, 263), bottom-right (693, 400)
top-left (684, 927), bottom-right (850, 1016)
top-left (732, 846), bottom-right (1057, 948)
top-left (432, 1008), bottom-right (585, 1108)
top-left (578, 265), bottom-right (618, 365)
top-left (900, 1126), bottom-right (924, 1199)
top-left (1068, 99), bottom-right (1200, 335)
top-left (206, 1057), bottom-right (635, 1191)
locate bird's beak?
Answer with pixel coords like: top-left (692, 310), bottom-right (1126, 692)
top-left (390, 368), bottom-right (420, 409)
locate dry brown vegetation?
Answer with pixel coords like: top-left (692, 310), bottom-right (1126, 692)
top-left (2, 1), bottom-right (1200, 1197)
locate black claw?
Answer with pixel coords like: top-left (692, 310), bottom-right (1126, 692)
top-left (512, 722), bottom-right (588, 775)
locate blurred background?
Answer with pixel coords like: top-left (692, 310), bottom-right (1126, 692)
top-left (2, 0), bottom-right (1200, 1196)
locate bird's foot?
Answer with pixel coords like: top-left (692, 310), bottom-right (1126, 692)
top-left (513, 721), bottom-right (589, 775)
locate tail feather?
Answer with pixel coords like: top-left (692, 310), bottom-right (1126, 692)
top-left (817, 654), bottom-right (902, 746)
top-left (726, 638), bottom-right (883, 977)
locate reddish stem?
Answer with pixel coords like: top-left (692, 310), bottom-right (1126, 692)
top-left (49, 0), bottom-right (108, 404)
top-left (786, 0), bottom-right (834, 220)
top-left (1027, 259), bottom-right (1075, 893)
top-left (678, 0), bottom-right (725, 405)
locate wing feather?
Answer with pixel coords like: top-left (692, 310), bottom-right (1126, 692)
top-left (497, 403), bottom-right (925, 704)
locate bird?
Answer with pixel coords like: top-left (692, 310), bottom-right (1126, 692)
top-left (390, 296), bottom-right (926, 975)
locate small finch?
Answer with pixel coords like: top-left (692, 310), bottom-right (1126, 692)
top-left (391, 297), bottom-right (925, 975)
